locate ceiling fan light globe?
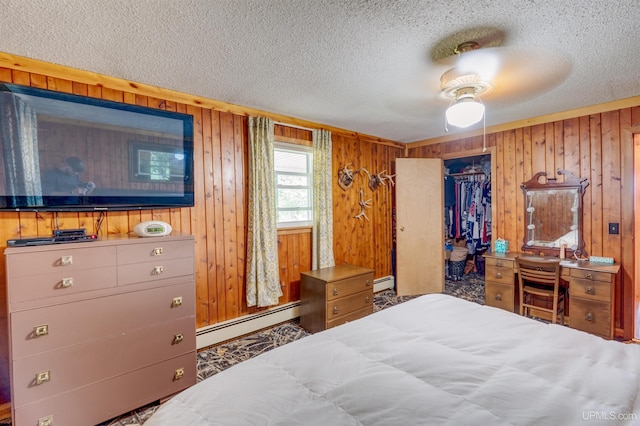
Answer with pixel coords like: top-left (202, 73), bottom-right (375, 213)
top-left (446, 98), bottom-right (485, 128)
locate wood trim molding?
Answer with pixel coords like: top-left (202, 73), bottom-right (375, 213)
top-left (0, 51), bottom-right (405, 149)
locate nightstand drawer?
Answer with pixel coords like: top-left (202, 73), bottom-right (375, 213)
top-left (326, 290), bottom-right (373, 321)
top-left (327, 305), bottom-right (373, 329)
top-left (327, 273), bottom-right (373, 301)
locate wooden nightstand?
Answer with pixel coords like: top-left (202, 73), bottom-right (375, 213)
top-left (300, 264), bottom-right (374, 333)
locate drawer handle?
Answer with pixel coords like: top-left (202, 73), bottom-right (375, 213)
top-left (174, 368), bottom-right (185, 380)
top-left (34, 324), bottom-right (49, 337)
top-left (496, 261), bottom-right (502, 267)
top-left (366, 279), bottom-right (371, 286)
top-left (496, 272), bottom-right (502, 279)
top-left (585, 312), bottom-right (594, 322)
top-left (585, 273), bottom-right (594, 280)
top-left (60, 277), bottom-right (74, 288)
top-left (366, 296), bottom-right (370, 303)
top-left (333, 306), bottom-right (338, 315)
top-left (585, 287), bottom-right (595, 295)
top-left (60, 255), bottom-right (73, 266)
top-left (172, 296), bottom-right (183, 308)
top-left (495, 294), bottom-right (502, 301)
top-left (153, 265), bottom-right (164, 275)
top-left (153, 247), bottom-right (164, 256)
top-left (36, 370), bottom-right (51, 385)
top-left (38, 415), bottom-right (53, 426)
top-left (333, 288), bottom-right (339, 296)
top-left (173, 333), bottom-right (184, 344)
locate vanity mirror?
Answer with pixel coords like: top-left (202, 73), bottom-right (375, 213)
top-left (521, 170), bottom-right (588, 257)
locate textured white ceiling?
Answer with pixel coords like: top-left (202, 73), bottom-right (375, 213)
top-left (1, 0), bottom-right (639, 143)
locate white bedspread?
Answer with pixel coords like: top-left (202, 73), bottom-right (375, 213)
top-left (145, 294), bottom-right (640, 425)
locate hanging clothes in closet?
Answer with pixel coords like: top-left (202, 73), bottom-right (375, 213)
top-left (445, 173), bottom-right (491, 255)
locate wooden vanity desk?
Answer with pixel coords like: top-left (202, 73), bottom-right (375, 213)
top-left (484, 252), bottom-right (620, 339)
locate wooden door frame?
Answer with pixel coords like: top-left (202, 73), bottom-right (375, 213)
top-left (630, 127), bottom-right (640, 340)
top-left (439, 147), bottom-right (497, 250)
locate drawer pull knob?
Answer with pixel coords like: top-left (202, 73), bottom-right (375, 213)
top-left (172, 296), bottom-right (183, 308)
top-left (496, 261), bottom-right (502, 267)
top-left (585, 312), bottom-right (594, 322)
top-left (60, 255), bottom-right (73, 266)
top-left (495, 294), bottom-right (502, 301)
top-left (61, 277), bottom-right (74, 288)
top-left (34, 324), bottom-right (49, 337)
top-left (585, 287), bottom-right (595, 295)
top-left (38, 415), bottom-right (53, 426)
top-left (36, 370), bottom-right (51, 385)
top-left (586, 273), bottom-right (594, 280)
top-left (174, 368), bottom-right (185, 380)
top-left (333, 306), bottom-right (338, 315)
top-left (173, 333), bottom-right (184, 344)
top-left (153, 266), bottom-right (164, 275)
top-left (366, 279), bottom-right (371, 286)
top-left (496, 272), bottom-right (502, 279)
top-left (153, 247), bottom-right (164, 256)
top-left (366, 296), bottom-right (370, 303)
top-left (333, 288), bottom-right (339, 296)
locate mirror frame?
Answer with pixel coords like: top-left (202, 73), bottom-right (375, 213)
top-left (521, 169), bottom-right (589, 257)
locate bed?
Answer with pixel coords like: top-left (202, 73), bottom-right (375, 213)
top-left (145, 294), bottom-right (640, 425)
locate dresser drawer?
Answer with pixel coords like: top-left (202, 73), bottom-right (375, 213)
top-left (117, 239), bottom-right (194, 264)
top-left (570, 278), bottom-right (611, 302)
top-left (485, 264), bottom-right (514, 285)
top-left (11, 315), bottom-right (195, 405)
top-left (326, 290), bottom-right (373, 321)
top-left (8, 266), bottom-right (117, 304)
top-left (485, 281), bottom-right (514, 312)
top-left (570, 298), bottom-right (611, 338)
top-left (10, 281), bottom-right (194, 358)
top-left (13, 352), bottom-right (196, 426)
top-left (6, 245), bottom-right (116, 277)
top-left (570, 268), bottom-right (613, 283)
top-left (326, 273), bottom-right (374, 301)
top-left (327, 305), bottom-right (373, 329)
top-left (118, 256), bottom-right (194, 286)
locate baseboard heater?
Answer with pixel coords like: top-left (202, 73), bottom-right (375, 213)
top-left (196, 301), bottom-right (301, 349)
top-left (196, 275), bottom-right (395, 350)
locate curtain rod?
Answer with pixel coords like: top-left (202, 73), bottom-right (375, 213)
top-left (274, 121), bottom-right (315, 132)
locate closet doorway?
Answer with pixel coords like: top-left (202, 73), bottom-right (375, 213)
top-left (442, 148), bottom-right (496, 282)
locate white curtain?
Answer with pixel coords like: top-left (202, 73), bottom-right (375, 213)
top-left (246, 116), bottom-right (282, 307)
top-left (312, 129), bottom-right (335, 269)
top-left (0, 92), bottom-right (42, 208)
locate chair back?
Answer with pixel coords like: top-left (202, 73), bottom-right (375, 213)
top-left (516, 257), bottom-right (561, 287)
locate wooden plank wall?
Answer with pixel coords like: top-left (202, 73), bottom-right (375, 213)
top-left (0, 64), bottom-right (403, 407)
top-left (408, 107), bottom-right (640, 339)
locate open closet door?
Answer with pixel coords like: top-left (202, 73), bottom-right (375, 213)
top-left (396, 158), bottom-right (444, 296)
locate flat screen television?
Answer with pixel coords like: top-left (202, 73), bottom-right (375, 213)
top-left (0, 83), bottom-right (194, 211)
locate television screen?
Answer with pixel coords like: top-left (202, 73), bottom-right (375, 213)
top-left (0, 83), bottom-right (194, 211)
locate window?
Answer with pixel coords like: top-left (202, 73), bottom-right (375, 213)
top-left (274, 142), bottom-right (313, 227)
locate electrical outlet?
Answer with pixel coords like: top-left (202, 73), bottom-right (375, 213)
top-left (609, 223), bottom-right (619, 235)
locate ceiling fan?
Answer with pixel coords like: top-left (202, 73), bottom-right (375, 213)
top-left (431, 27), bottom-right (572, 129)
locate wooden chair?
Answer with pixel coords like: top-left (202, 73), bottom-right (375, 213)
top-left (516, 256), bottom-right (564, 324)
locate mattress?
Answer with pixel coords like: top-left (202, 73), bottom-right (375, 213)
top-left (145, 294), bottom-right (640, 425)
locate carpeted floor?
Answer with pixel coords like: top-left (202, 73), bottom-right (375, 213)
top-left (0, 273), bottom-right (485, 426)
